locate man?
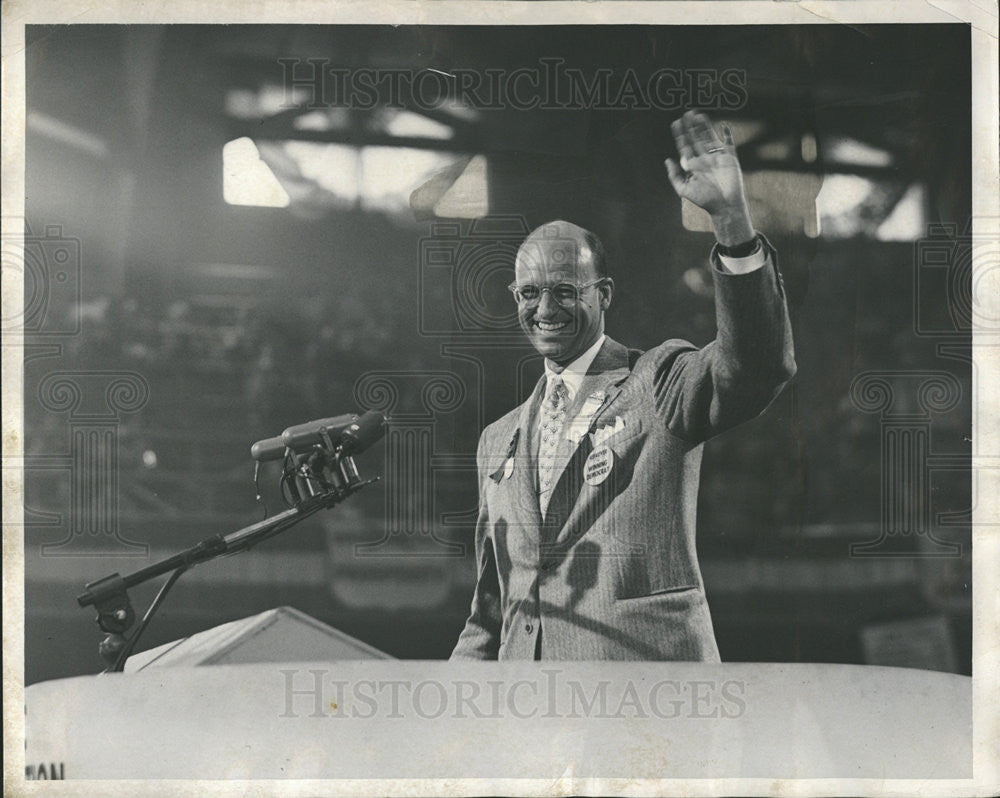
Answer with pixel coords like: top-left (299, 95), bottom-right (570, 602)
top-left (451, 110), bottom-right (796, 661)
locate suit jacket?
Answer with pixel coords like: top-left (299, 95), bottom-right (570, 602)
top-left (451, 239), bottom-right (796, 661)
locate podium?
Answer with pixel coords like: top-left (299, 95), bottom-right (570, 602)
top-left (24, 621), bottom-right (972, 781)
top-left (123, 606), bottom-right (392, 671)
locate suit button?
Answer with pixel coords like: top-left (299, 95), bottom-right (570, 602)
top-left (525, 623), bottom-right (533, 633)
top-left (541, 563), bottom-right (551, 571)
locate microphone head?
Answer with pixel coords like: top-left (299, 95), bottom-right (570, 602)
top-left (281, 413), bottom-right (357, 451)
top-left (253, 412), bottom-right (384, 462)
top-left (340, 410), bottom-right (387, 455)
top-left (250, 435), bottom-right (288, 462)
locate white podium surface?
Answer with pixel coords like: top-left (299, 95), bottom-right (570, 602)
top-left (26, 660), bottom-right (970, 780)
top-left (124, 606), bottom-right (392, 671)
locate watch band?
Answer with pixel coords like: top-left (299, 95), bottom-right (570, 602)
top-left (717, 234), bottom-right (762, 259)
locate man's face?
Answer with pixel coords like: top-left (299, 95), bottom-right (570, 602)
top-left (514, 236), bottom-right (611, 366)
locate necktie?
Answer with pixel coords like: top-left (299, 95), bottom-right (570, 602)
top-left (538, 378), bottom-right (568, 511)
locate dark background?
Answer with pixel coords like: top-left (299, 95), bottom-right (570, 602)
top-left (21, 24), bottom-right (972, 683)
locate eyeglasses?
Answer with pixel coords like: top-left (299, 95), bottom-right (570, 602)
top-left (507, 278), bottom-right (606, 306)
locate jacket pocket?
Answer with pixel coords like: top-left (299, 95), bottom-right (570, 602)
top-left (616, 584), bottom-right (699, 601)
top-left (590, 418), bottom-right (643, 450)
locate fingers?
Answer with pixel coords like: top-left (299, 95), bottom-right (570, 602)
top-left (681, 112), bottom-right (707, 156)
top-left (673, 110), bottom-right (729, 163)
top-left (722, 123), bottom-right (735, 147)
top-left (664, 158), bottom-right (687, 195)
top-left (671, 117), bottom-right (696, 167)
top-left (684, 110), bottom-right (723, 155)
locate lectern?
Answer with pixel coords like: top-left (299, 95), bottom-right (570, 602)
top-left (25, 654), bottom-right (971, 780)
top-left (124, 606), bottom-right (392, 671)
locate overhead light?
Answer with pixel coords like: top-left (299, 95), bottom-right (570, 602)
top-left (801, 133), bottom-right (818, 163)
top-left (409, 154), bottom-right (489, 220)
top-left (877, 183), bottom-right (927, 241)
top-left (27, 111), bottom-right (109, 159)
top-left (293, 107), bottom-right (351, 131)
top-left (282, 141), bottom-right (360, 201)
top-left (225, 85), bottom-right (309, 119)
top-left (825, 137), bottom-right (893, 167)
top-left (382, 109), bottom-right (454, 140)
top-left (222, 137), bottom-right (290, 207)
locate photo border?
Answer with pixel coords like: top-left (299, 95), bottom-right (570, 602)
top-left (3, 1), bottom-right (997, 795)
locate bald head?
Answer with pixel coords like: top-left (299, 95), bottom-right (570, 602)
top-left (516, 220), bottom-right (607, 281)
top-left (513, 220), bottom-right (614, 367)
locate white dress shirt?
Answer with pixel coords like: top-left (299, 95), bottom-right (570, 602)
top-left (717, 246), bottom-right (767, 274)
top-left (543, 332), bottom-right (607, 405)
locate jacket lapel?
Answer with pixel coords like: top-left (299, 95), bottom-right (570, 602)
top-left (543, 338), bottom-right (632, 526)
top-left (508, 374), bottom-right (546, 527)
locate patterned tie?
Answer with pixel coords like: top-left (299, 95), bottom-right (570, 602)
top-left (538, 377), bottom-right (568, 509)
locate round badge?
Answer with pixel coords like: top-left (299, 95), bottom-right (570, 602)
top-left (502, 457), bottom-right (515, 480)
top-left (584, 445), bottom-right (614, 486)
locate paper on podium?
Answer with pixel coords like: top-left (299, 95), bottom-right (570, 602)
top-left (124, 606), bottom-right (392, 671)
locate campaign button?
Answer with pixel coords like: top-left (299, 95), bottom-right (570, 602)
top-left (584, 444), bottom-right (614, 486)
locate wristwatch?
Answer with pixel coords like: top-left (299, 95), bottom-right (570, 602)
top-left (717, 234), bottom-right (762, 258)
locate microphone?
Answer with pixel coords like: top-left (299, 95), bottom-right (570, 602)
top-left (249, 411), bottom-right (388, 461)
top-left (340, 410), bottom-right (388, 455)
top-left (250, 435), bottom-right (288, 462)
top-left (280, 413), bottom-right (357, 452)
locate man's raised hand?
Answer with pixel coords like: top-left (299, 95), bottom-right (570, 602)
top-left (665, 110), bottom-right (755, 247)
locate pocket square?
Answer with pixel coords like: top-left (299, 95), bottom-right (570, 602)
top-left (566, 417), bottom-right (590, 444)
top-left (591, 417), bottom-right (625, 446)
top-left (568, 394), bottom-right (609, 444)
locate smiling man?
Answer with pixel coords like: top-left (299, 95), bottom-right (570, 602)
top-left (451, 110), bottom-right (796, 661)
top-left (514, 224), bottom-right (609, 365)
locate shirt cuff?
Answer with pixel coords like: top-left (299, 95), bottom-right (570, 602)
top-left (717, 247), bottom-right (768, 275)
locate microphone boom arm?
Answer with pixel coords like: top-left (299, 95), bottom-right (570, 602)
top-left (78, 413), bottom-right (385, 672)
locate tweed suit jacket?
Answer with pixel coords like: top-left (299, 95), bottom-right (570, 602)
top-left (451, 240), bottom-right (796, 661)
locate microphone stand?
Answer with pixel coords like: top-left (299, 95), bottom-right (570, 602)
top-left (77, 439), bottom-right (379, 673)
